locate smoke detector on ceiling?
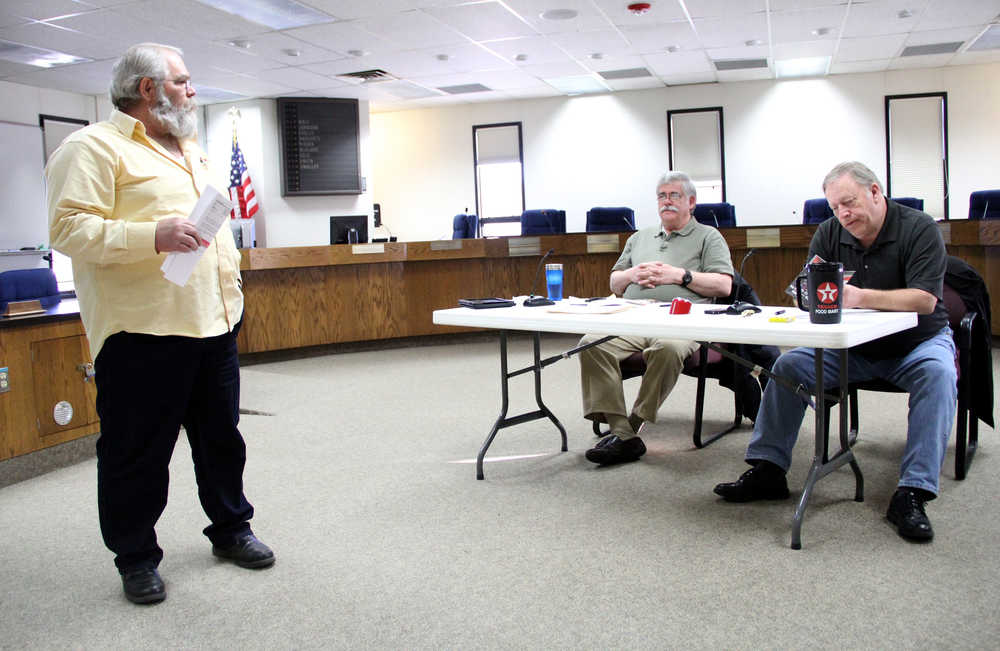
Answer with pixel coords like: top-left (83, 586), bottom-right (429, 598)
top-left (627, 3), bottom-right (651, 14)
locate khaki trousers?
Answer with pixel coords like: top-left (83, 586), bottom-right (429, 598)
top-left (579, 334), bottom-right (699, 427)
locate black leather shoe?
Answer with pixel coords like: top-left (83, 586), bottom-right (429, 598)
top-left (713, 460), bottom-right (790, 502)
top-left (213, 533), bottom-right (276, 568)
top-left (585, 434), bottom-right (646, 465)
top-left (886, 488), bottom-right (934, 541)
top-left (121, 568), bottom-right (165, 604)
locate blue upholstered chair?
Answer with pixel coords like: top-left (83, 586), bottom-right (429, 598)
top-left (0, 268), bottom-right (60, 312)
top-left (520, 209), bottom-right (566, 235)
top-left (585, 207), bottom-right (635, 232)
top-left (692, 202), bottom-right (735, 228)
top-left (451, 213), bottom-right (478, 239)
top-left (969, 190), bottom-right (1000, 220)
top-left (802, 198), bottom-right (834, 224)
top-left (890, 197), bottom-right (923, 211)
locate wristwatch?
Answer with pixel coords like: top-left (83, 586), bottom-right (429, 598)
top-left (680, 269), bottom-right (692, 288)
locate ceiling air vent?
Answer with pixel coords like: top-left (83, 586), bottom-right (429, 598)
top-left (900, 42), bottom-right (963, 56)
top-left (437, 83), bottom-right (492, 94)
top-left (599, 67), bottom-right (652, 80)
top-left (713, 58), bottom-right (768, 71)
top-left (336, 69), bottom-right (397, 83)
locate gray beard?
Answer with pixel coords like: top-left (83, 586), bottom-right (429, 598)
top-left (152, 88), bottom-right (198, 140)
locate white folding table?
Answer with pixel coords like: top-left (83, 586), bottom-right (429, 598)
top-left (433, 301), bottom-right (917, 549)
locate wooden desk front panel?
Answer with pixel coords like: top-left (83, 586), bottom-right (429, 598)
top-left (237, 223), bottom-right (998, 354)
top-left (0, 318), bottom-right (99, 461)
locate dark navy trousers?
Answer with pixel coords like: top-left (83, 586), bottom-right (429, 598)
top-left (94, 325), bottom-right (254, 571)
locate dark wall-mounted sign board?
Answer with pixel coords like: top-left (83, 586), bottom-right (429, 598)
top-left (278, 97), bottom-right (361, 196)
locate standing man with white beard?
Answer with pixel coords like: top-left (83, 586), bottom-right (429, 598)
top-left (46, 43), bottom-right (274, 605)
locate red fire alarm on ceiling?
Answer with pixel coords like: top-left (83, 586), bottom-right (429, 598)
top-left (627, 2), bottom-right (652, 14)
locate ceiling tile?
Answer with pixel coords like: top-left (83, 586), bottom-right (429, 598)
top-left (482, 36), bottom-right (576, 66)
top-left (303, 0), bottom-right (425, 21)
top-left (904, 26), bottom-right (983, 47)
top-left (620, 21), bottom-right (702, 54)
top-left (773, 40), bottom-right (836, 60)
top-left (661, 71), bottom-right (717, 86)
top-left (692, 14), bottom-right (769, 49)
top-left (917, 0), bottom-right (1000, 30)
top-left (888, 53), bottom-right (957, 69)
top-left (502, 0), bottom-right (612, 35)
top-left (356, 10), bottom-right (466, 51)
top-left (0, 0), bottom-right (99, 24)
top-left (548, 29), bottom-right (633, 58)
top-left (283, 20), bottom-right (398, 55)
top-left (643, 50), bottom-right (714, 76)
top-left (516, 60), bottom-right (589, 78)
top-left (218, 31), bottom-right (344, 66)
top-left (715, 67), bottom-right (773, 82)
top-left (684, 0), bottom-right (766, 20)
top-left (603, 76), bottom-right (664, 91)
top-left (254, 66), bottom-right (340, 90)
top-left (592, 0), bottom-right (687, 26)
top-left (0, 20), bottom-right (120, 60)
top-left (829, 59), bottom-right (890, 74)
top-left (114, 0), bottom-right (279, 41)
top-left (423, 1), bottom-right (536, 42)
top-left (769, 6), bottom-right (846, 43)
top-left (836, 34), bottom-right (908, 62)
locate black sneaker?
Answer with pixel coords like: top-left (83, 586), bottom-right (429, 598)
top-left (713, 460), bottom-right (790, 502)
top-left (212, 533), bottom-right (276, 568)
top-left (585, 434), bottom-right (646, 465)
top-left (886, 487), bottom-right (934, 541)
top-left (121, 567), bottom-right (166, 605)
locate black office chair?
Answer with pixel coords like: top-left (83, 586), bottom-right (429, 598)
top-left (968, 190), bottom-right (1000, 220)
top-left (520, 209), bottom-right (566, 235)
top-left (591, 272), bottom-right (778, 448)
top-left (692, 202), bottom-right (735, 228)
top-left (890, 197), bottom-right (923, 211)
top-left (802, 198), bottom-right (834, 224)
top-left (451, 213), bottom-right (477, 239)
top-left (820, 256), bottom-right (992, 480)
top-left (586, 207), bottom-right (635, 232)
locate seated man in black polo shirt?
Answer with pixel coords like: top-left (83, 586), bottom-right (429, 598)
top-left (713, 161), bottom-right (957, 542)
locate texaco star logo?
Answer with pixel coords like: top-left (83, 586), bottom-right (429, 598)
top-left (816, 282), bottom-right (839, 303)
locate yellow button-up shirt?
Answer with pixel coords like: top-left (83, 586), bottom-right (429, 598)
top-left (46, 110), bottom-right (244, 360)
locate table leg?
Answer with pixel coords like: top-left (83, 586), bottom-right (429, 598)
top-left (475, 330), bottom-right (567, 480)
top-left (790, 348), bottom-right (864, 549)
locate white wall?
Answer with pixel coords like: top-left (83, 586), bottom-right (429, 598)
top-left (372, 62), bottom-right (1000, 239)
top-left (204, 98), bottom-right (373, 248)
top-left (2, 62), bottom-right (998, 249)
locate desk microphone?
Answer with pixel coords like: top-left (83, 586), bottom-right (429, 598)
top-left (622, 217), bottom-right (635, 231)
top-left (738, 248), bottom-right (755, 279)
top-left (524, 248), bottom-right (555, 307)
top-left (710, 209), bottom-right (720, 228)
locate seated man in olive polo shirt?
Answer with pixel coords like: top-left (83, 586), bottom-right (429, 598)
top-left (579, 171), bottom-right (734, 465)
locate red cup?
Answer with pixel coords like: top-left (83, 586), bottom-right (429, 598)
top-left (669, 297), bottom-right (692, 314)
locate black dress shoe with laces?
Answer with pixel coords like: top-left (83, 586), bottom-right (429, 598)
top-left (213, 533), bottom-right (276, 568)
top-left (585, 434), bottom-right (646, 465)
top-left (713, 460), bottom-right (790, 502)
top-left (121, 567), bottom-right (166, 604)
top-left (886, 487), bottom-right (934, 541)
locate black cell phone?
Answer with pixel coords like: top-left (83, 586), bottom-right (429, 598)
top-left (458, 298), bottom-right (515, 309)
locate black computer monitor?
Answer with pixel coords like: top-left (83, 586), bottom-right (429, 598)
top-left (330, 215), bottom-right (368, 244)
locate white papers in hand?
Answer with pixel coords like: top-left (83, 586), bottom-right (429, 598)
top-left (161, 185), bottom-right (232, 286)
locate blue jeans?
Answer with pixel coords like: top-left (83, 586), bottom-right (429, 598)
top-left (746, 327), bottom-right (957, 495)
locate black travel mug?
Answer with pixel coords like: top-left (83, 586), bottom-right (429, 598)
top-left (795, 261), bottom-right (844, 324)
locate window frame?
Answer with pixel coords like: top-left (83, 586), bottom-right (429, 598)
top-left (884, 92), bottom-right (949, 220)
top-left (666, 106), bottom-right (726, 203)
top-left (472, 121), bottom-right (525, 237)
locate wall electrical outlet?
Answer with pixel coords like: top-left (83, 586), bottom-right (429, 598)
top-left (0, 367), bottom-right (9, 393)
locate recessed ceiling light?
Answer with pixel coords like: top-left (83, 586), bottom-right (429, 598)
top-left (589, 52), bottom-right (604, 60)
top-left (514, 53), bottom-right (528, 62)
top-left (775, 56), bottom-right (830, 78)
top-left (0, 39), bottom-right (91, 68)
top-left (283, 48), bottom-right (300, 57)
top-left (195, 0), bottom-right (332, 30)
top-left (346, 49), bottom-right (369, 57)
top-left (540, 9), bottom-right (578, 21)
top-left (811, 27), bottom-right (830, 36)
top-left (898, 9), bottom-right (913, 19)
top-left (665, 45), bottom-right (679, 53)
top-left (436, 53), bottom-right (450, 61)
top-left (745, 39), bottom-right (763, 47)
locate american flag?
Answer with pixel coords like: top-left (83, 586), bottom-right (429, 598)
top-left (228, 134), bottom-right (258, 220)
